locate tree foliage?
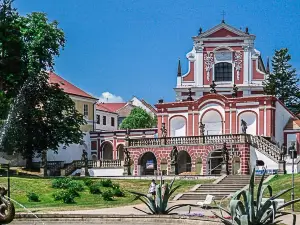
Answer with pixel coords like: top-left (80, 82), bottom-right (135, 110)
top-left (0, 0), bottom-right (86, 167)
top-left (263, 48), bottom-right (300, 114)
top-left (120, 107), bottom-right (156, 129)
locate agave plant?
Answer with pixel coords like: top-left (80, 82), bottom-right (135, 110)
top-left (129, 177), bottom-right (194, 214)
top-left (213, 168), bottom-right (300, 225)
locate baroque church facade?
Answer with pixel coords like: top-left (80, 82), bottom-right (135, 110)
top-left (124, 22), bottom-right (298, 176)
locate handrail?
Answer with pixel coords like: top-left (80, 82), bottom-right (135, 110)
top-left (207, 162), bottom-right (223, 175)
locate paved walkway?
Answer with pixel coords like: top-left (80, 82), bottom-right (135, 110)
top-left (16, 199), bottom-right (300, 225)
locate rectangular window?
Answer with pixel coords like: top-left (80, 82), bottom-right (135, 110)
top-left (83, 104), bottom-right (88, 117)
top-left (103, 116), bottom-right (106, 125)
top-left (111, 117), bottom-right (115, 127)
top-left (96, 115), bottom-right (100, 124)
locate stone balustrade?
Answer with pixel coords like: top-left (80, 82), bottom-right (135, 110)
top-left (128, 134), bottom-right (248, 147)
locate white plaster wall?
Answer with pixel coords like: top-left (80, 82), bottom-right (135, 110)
top-left (199, 103), bottom-right (225, 120)
top-left (71, 168), bottom-right (124, 176)
top-left (169, 116), bottom-right (186, 137)
top-left (131, 97), bottom-right (155, 117)
top-left (275, 101), bottom-right (293, 145)
top-left (33, 132), bottom-right (91, 164)
top-left (95, 110), bottom-right (118, 131)
top-left (250, 146), bottom-right (278, 170)
top-left (238, 111), bottom-right (257, 135)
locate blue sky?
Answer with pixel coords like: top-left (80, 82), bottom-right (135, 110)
top-left (14, 0), bottom-right (300, 105)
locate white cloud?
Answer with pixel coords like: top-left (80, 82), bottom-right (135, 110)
top-left (96, 92), bottom-right (125, 103)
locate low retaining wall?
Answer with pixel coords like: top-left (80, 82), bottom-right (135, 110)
top-left (90, 175), bottom-right (219, 180)
top-left (14, 214), bottom-right (222, 225)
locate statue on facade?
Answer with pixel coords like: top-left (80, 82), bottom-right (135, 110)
top-left (124, 148), bottom-right (131, 164)
top-left (170, 146), bottom-right (179, 164)
top-left (199, 122), bottom-right (205, 136)
top-left (231, 84), bottom-right (238, 98)
top-left (187, 88), bottom-right (193, 101)
top-left (198, 27), bottom-right (202, 35)
top-left (241, 119), bottom-right (247, 134)
top-left (210, 81), bottom-right (217, 94)
top-left (288, 142), bottom-right (297, 159)
top-left (221, 142), bottom-right (229, 163)
top-left (161, 122), bottom-right (167, 138)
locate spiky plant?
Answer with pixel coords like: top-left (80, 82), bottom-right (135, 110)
top-left (129, 177), bottom-right (194, 214)
top-left (213, 168), bottom-right (300, 225)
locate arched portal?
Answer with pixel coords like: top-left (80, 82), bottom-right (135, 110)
top-left (207, 149), bottom-right (223, 175)
top-left (232, 157), bottom-right (241, 175)
top-left (169, 116), bottom-right (187, 137)
top-left (177, 151), bottom-right (192, 174)
top-left (101, 141), bottom-right (113, 160)
top-left (138, 152), bottom-right (157, 175)
top-left (117, 144), bottom-right (124, 161)
top-left (201, 110), bottom-right (223, 135)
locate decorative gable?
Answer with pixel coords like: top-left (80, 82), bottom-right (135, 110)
top-left (207, 28), bottom-right (239, 38)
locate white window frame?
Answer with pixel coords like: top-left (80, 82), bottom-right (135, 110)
top-left (83, 104), bottom-right (89, 117)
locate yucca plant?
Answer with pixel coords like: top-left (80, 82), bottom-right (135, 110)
top-left (213, 168), bottom-right (300, 225)
top-left (130, 177), bottom-right (193, 214)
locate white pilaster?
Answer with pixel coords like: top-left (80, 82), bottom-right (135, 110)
top-left (195, 45), bottom-right (204, 86)
top-left (243, 46), bottom-right (250, 85)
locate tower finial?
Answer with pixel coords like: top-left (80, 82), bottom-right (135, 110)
top-left (221, 10), bottom-right (226, 23)
top-left (266, 57), bottom-right (270, 74)
top-left (177, 58), bottom-right (182, 77)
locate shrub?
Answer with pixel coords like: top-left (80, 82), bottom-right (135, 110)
top-left (52, 189), bottom-right (77, 204)
top-left (83, 178), bottom-right (93, 187)
top-left (89, 183), bottom-right (101, 194)
top-left (67, 180), bottom-right (85, 192)
top-left (27, 192), bottom-right (40, 202)
top-left (112, 187), bottom-right (125, 197)
top-left (51, 178), bottom-right (84, 192)
top-left (100, 179), bottom-right (113, 187)
top-left (102, 190), bottom-right (113, 201)
top-left (112, 183), bottom-right (120, 189)
top-left (51, 177), bottom-right (72, 189)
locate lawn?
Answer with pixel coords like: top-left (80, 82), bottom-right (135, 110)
top-left (0, 176), bottom-right (212, 212)
top-left (265, 174), bottom-right (300, 211)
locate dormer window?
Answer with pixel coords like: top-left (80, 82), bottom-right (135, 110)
top-left (214, 62), bottom-right (232, 82)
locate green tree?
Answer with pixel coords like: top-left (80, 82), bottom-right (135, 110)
top-left (120, 107), bottom-right (156, 129)
top-left (0, 0), bottom-right (86, 168)
top-left (263, 48), bottom-right (300, 114)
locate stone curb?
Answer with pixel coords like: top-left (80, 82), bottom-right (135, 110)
top-left (14, 213), bottom-right (222, 224)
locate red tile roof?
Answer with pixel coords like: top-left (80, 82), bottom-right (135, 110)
top-left (49, 72), bottom-right (97, 99)
top-left (96, 102), bottom-right (126, 113)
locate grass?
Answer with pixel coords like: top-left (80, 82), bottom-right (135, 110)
top-left (0, 176), bottom-right (212, 212)
top-left (265, 174), bottom-right (300, 211)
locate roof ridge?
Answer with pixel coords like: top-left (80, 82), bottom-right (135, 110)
top-left (49, 71), bottom-right (97, 100)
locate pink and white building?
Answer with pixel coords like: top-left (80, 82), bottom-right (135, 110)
top-left (123, 22), bottom-right (300, 176)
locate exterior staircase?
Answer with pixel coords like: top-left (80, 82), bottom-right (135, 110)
top-left (178, 175), bottom-right (268, 201)
top-left (249, 135), bottom-right (281, 162)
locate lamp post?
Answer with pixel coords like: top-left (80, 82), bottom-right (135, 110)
top-left (290, 141), bottom-right (296, 212)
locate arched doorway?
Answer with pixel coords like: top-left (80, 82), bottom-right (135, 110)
top-left (117, 144), bottom-right (124, 161)
top-left (207, 149), bottom-right (223, 175)
top-left (138, 152), bottom-right (157, 175)
top-left (177, 151), bottom-right (192, 174)
top-left (101, 141), bottom-right (113, 160)
top-left (232, 157), bottom-right (241, 175)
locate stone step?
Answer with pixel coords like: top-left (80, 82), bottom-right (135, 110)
top-left (179, 194), bottom-right (232, 201)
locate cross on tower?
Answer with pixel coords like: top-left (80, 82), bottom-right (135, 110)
top-left (221, 10), bottom-right (226, 23)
